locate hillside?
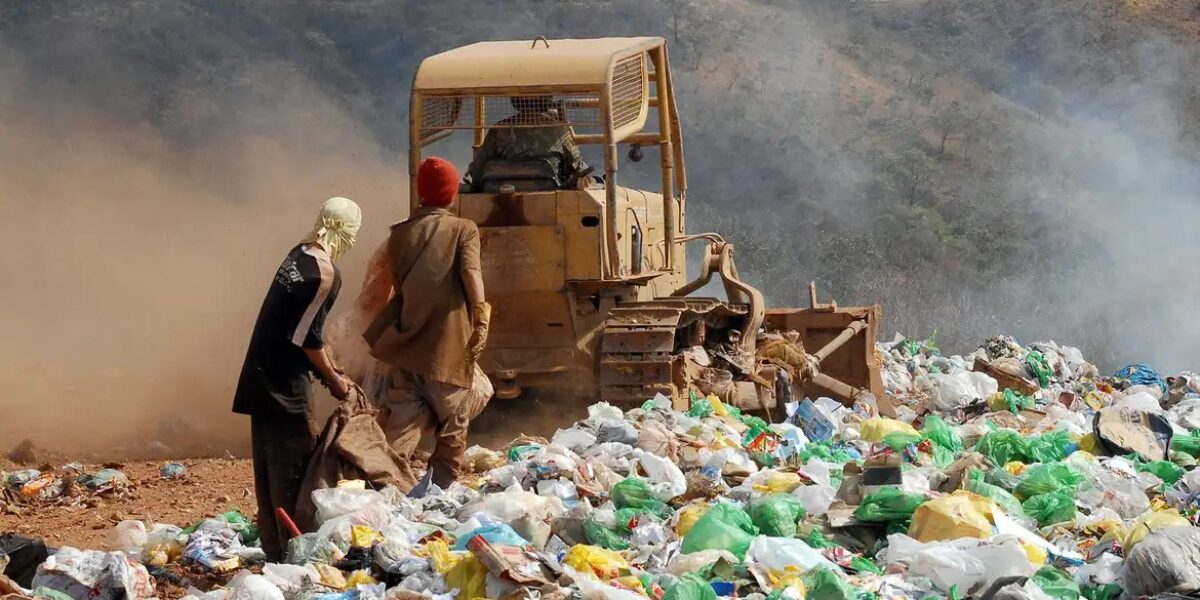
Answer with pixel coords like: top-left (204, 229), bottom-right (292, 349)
top-left (1, 0), bottom-right (1197, 448)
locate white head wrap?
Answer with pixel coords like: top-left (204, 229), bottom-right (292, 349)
top-left (301, 197), bottom-right (362, 261)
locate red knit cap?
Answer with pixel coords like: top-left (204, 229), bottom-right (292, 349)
top-left (417, 157), bottom-right (459, 207)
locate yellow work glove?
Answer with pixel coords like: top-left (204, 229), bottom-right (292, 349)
top-left (466, 301), bottom-right (492, 363)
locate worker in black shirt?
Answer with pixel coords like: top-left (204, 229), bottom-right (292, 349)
top-left (232, 196), bottom-right (362, 561)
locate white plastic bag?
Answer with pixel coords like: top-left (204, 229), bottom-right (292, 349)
top-left (878, 534), bottom-right (1033, 593)
top-left (667, 550), bottom-right (738, 576)
top-left (311, 487), bottom-right (388, 526)
top-left (551, 428), bottom-right (597, 453)
top-left (930, 372), bottom-right (998, 411)
top-left (33, 547), bottom-right (155, 600)
top-left (746, 537), bottom-right (838, 572)
top-left (632, 449), bottom-right (686, 501)
top-left (791, 484), bottom-right (836, 516)
top-left (111, 521), bottom-right (148, 558)
top-left (227, 571), bottom-right (285, 600)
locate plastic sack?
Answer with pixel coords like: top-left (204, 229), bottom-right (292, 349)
top-left (801, 566), bottom-right (857, 600)
top-left (674, 503), bottom-right (712, 537)
top-left (1121, 526), bottom-right (1200, 597)
top-left (1025, 351), bottom-right (1053, 388)
top-left (662, 573), bottom-right (717, 600)
top-left (632, 450), bottom-right (687, 501)
top-left (1029, 567), bottom-right (1079, 600)
top-left (1014, 463), bottom-right (1084, 500)
top-left (922, 415), bottom-right (964, 452)
top-left (563, 545), bottom-right (629, 581)
top-left (860, 418), bottom-right (920, 443)
top-left (1113, 363), bottom-right (1167, 397)
top-left (610, 478), bottom-right (672, 519)
top-left (225, 572), bottom-right (284, 600)
top-left (1170, 431), bottom-right (1200, 457)
top-left (882, 431), bottom-right (924, 451)
top-left (680, 503), bottom-right (759, 560)
top-left (746, 537), bottom-right (838, 572)
top-left (583, 518), bottom-right (630, 551)
top-left (1123, 510), bottom-right (1190, 550)
top-left (908, 491), bottom-right (995, 542)
top-left (792, 484), bottom-right (837, 516)
top-left (1021, 490), bottom-right (1076, 527)
top-left (311, 488), bottom-right (388, 526)
top-left (426, 540), bottom-right (486, 600)
top-left (878, 534), bottom-right (1035, 593)
top-left (855, 488), bottom-right (926, 522)
top-left (1026, 431), bottom-right (1074, 463)
top-left (749, 495), bottom-right (807, 537)
top-left (978, 430), bottom-right (1031, 466)
top-left (1136, 460), bottom-right (1185, 485)
top-left (452, 523), bottom-right (528, 551)
top-left (931, 371), bottom-right (998, 411)
top-left (965, 473), bottom-right (1025, 518)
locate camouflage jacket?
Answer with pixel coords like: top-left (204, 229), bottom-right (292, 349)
top-left (466, 111), bottom-right (589, 186)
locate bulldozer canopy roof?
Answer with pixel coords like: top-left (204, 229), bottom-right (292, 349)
top-left (413, 37), bottom-right (664, 92)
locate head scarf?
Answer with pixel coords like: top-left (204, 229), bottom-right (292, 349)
top-left (301, 196), bottom-right (362, 261)
top-left (417, 157), bottom-right (459, 208)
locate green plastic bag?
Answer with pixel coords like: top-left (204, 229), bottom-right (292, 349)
top-left (800, 443), bottom-right (852, 464)
top-left (1031, 566), bottom-right (1081, 600)
top-left (687, 392), bottom-right (713, 418)
top-left (749, 494), bottom-right (807, 537)
top-left (611, 478), bottom-right (672, 518)
top-left (965, 477), bottom-right (1025, 517)
top-left (1080, 584), bottom-right (1121, 600)
top-left (1025, 351), bottom-right (1053, 388)
top-left (801, 566), bottom-right (858, 600)
top-left (883, 431), bottom-right (923, 451)
top-left (508, 444), bottom-right (541, 462)
top-left (1026, 431), bottom-right (1073, 463)
top-left (662, 573), bottom-right (717, 600)
top-left (931, 445), bottom-right (956, 468)
top-left (584, 518), bottom-right (631, 550)
top-left (1014, 463), bottom-right (1084, 500)
top-left (985, 467), bottom-right (1023, 492)
top-left (976, 429), bottom-right (1030, 466)
top-left (681, 503), bottom-right (759, 560)
top-left (855, 488), bottom-right (925, 522)
top-left (803, 528), bottom-right (837, 549)
top-left (922, 415), bottom-right (963, 452)
top-left (614, 507), bottom-right (661, 531)
top-left (1003, 388), bottom-right (1034, 413)
top-left (1137, 459), bottom-right (1185, 485)
top-left (1171, 432), bottom-right (1200, 457)
top-left (849, 555), bottom-right (883, 574)
top-left (1022, 490), bottom-right (1076, 527)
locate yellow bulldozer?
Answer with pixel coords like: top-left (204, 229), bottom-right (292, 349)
top-left (410, 37), bottom-right (889, 416)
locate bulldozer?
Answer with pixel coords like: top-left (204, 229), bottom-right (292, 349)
top-left (409, 36), bottom-right (890, 416)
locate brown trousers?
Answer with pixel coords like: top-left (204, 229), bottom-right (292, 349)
top-left (251, 413), bottom-right (315, 562)
top-left (384, 368), bottom-right (489, 488)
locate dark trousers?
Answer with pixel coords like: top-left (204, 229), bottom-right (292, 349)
top-left (251, 412), bottom-right (316, 562)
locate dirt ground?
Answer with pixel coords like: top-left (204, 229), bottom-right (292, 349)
top-left (0, 458), bottom-right (255, 551)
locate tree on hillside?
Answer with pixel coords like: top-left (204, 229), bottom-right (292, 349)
top-left (889, 148), bottom-right (936, 205)
top-left (929, 100), bottom-right (966, 154)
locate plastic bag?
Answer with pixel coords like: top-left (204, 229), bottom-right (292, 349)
top-left (680, 503), bottom-right (759, 560)
top-left (746, 537), bottom-right (838, 572)
top-left (1136, 460), bottom-right (1185, 485)
top-left (882, 431), bottom-right (924, 451)
top-left (1026, 431), bottom-right (1073, 463)
top-left (792, 484), bottom-right (837, 516)
top-left (922, 415), bottom-right (963, 452)
top-left (855, 488), bottom-right (926, 522)
top-left (908, 491), bottom-right (995, 542)
top-left (965, 472), bottom-right (1025, 518)
top-left (1025, 351), bottom-right (1053, 388)
top-left (610, 478), bottom-right (672, 519)
top-left (563, 545), bottom-right (629, 581)
top-left (583, 518), bottom-right (630, 550)
top-left (1170, 431), bottom-right (1200, 456)
top-left (749, 495), bottom-right (807, 537)
top-left (452, 523), bottom-right (528, 550)
top-left (1014, 463), bottom-right (1084, 500)
top-left (878, 534), bottom-right (1035, 594)
top-left (674, 503), bottom-right (712, 537)
top-left (311, 488), bottom-right (387, 527)
top-left (978, 430), bottom-right (1031, 466)
top-left (1122, 525), bottom-right (1200, 597)
top-left (801, 566), bottom-right (857, 600)
top-left (986, 467), bottom-right (1023, 492)
top-left (1123, 510), bottom-right (1190, 550)
top-left (1030, 567), bottom-right (1080, 600)
top-left (426, 540), bottom-right (485, 600)
top-left (860, 418), bottom-right (920, 443)
top-left (632, 450), bottom-right (688, 501)
top-left (662, 573), bottom-right (717, 600)
top-left (1021, 490), bottom-right (1076, 527)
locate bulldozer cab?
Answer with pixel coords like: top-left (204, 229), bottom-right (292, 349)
top-left (409, 37), bottom-right (886, 416)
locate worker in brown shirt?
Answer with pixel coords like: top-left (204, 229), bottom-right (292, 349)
top-left (364, 157), bottom-right (492, 489)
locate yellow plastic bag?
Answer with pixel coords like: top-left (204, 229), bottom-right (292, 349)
top-left (675, 502), bottom-right (713, 536)
top-left (563, 545), bottom-right (629, 581)
top-left (345, 570), bottom-right (378, 588)
top-left (1124, 510), bottom-right (1190, 550)
top-left (908, 491), bottom-right (996, 542)
top-left (752, 472), bottom-right (803, 494)
top-left (351, 524), bottom-right (384, 548)
top-left (860, 418), bottom-right (921, 443)
top-left (1005, 462), bottom-right (1027, 476)
top-left (707, 394), bottom-right (730, 417)
top-left (1020, 541), bottom-right (1048, 567)
top-left (765, 565), bottom-right (807, 597)
top-left (427, 540), bottom-right (487, 600)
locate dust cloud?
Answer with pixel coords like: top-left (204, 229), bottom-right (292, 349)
top-left (0, 49), bottom-right (406, 455)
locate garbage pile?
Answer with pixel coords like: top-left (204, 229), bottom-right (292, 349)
top-left (1, 465), bottom-right (134, 509)
top-left (5, 334), bottom-right (1200, 600)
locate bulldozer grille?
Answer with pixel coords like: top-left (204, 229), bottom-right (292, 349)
top-left (420, 94), bottom-right (604, 138)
